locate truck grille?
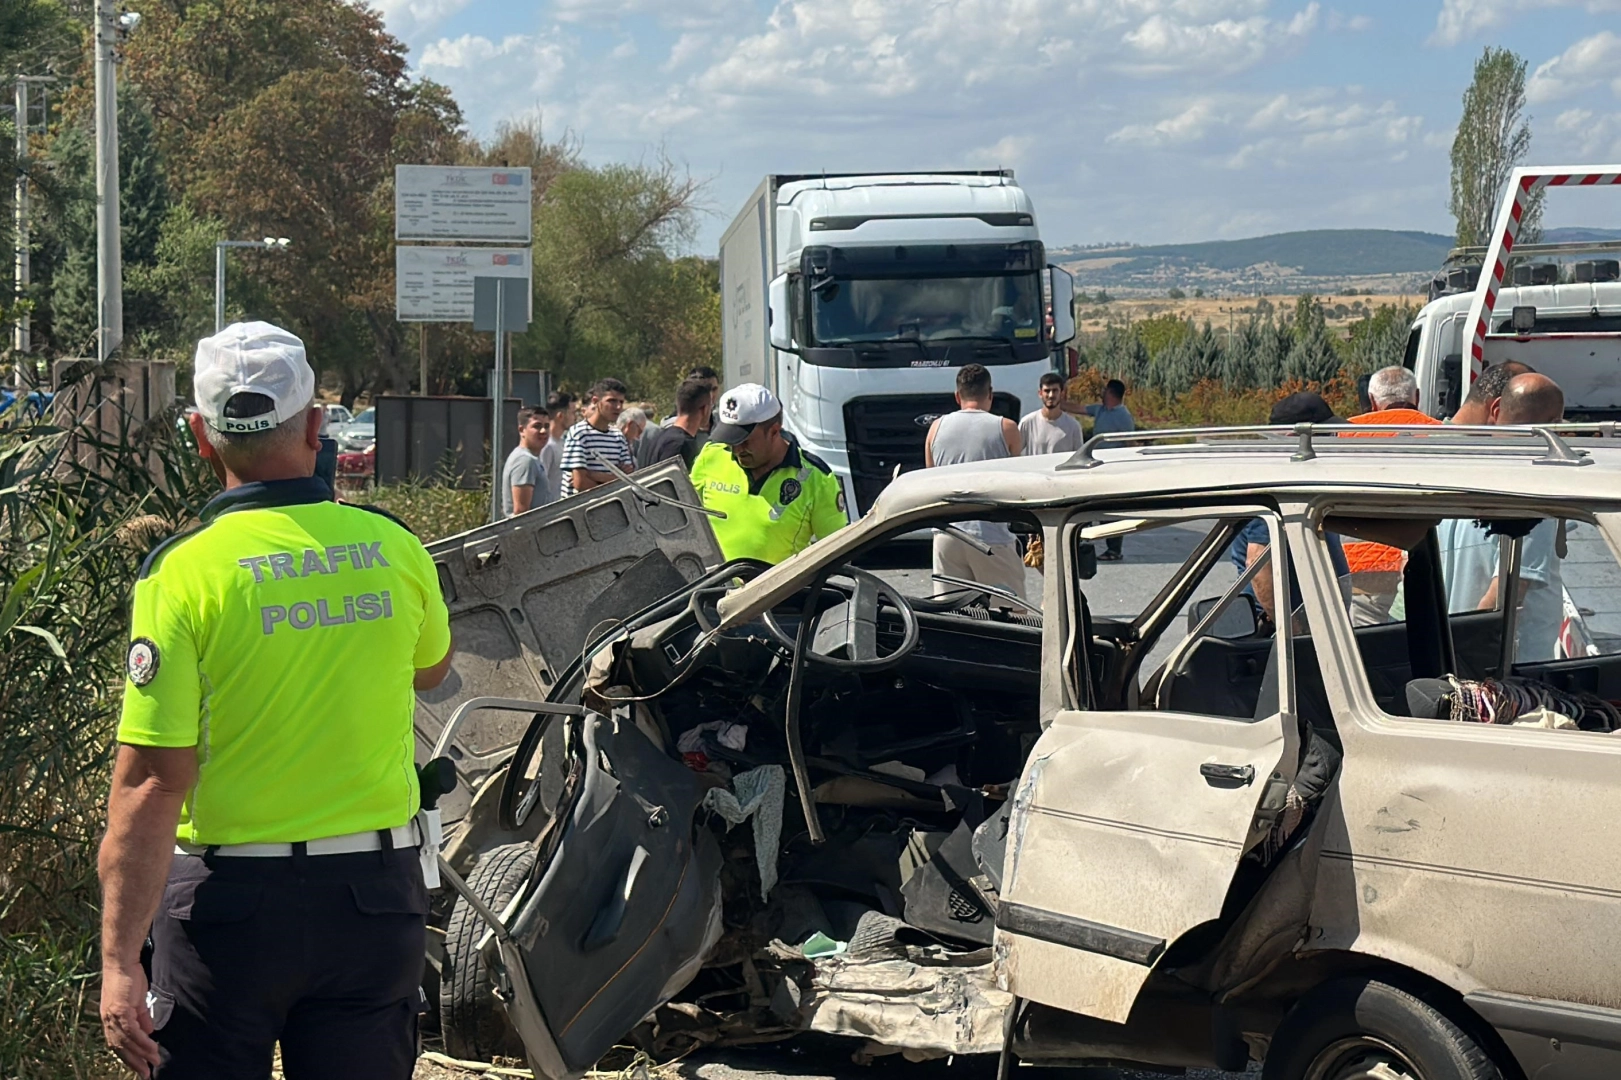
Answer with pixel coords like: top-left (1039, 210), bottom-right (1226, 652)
top-left (843, 392), bottom-right (1020, 515)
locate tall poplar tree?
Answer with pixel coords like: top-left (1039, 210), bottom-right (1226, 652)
top-left (1450, 47), bottom-right (1540, 247)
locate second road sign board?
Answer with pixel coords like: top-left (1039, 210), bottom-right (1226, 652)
top-left (395, 165), bottom-right (533, 243)
top-left (395, 247), bottom-right (532, 323)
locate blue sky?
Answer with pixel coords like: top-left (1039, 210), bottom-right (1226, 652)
top-left (372, 0), bottom-right (1621, 252)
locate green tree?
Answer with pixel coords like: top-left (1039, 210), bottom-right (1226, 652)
top-left (1134, 313), bottom-right (1190, 359)
top-left (124, 0), bottom-right (467, 397)
top-left (1450, 47), bottom-right (1540, 247)
top-left (518, 155), bottom-right (705, 393)
top-left (1283, 294), bottom-right (1340, 384)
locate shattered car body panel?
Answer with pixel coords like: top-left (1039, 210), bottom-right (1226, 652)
top-left (415, 459), bottom-right (722, 825)
top-left (443, 429), bottom-right (1621, 1080)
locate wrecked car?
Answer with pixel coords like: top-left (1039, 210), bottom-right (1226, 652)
top-left (421, 429), bottom-right (1621, 1080)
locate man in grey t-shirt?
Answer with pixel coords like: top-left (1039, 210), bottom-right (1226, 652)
top-left (1019, 372), bottom-right (1084, 456)
top-left (501, 407), bottom-right (551, 519)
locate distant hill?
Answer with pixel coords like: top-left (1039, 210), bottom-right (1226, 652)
top-left (1055, 229), bottom-right (1455, 277)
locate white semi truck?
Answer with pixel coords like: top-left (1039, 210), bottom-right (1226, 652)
top-left (1406, 164), bottom-right (1621, 420)
top-left (719, 172), bottom-right (1076, 516)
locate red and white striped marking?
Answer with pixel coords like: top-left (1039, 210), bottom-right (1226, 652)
top-left (1465, 166), bottom-right (1621, 380)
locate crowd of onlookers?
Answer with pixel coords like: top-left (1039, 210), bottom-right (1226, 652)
top-left (499, 365), bottom-right (721, 519)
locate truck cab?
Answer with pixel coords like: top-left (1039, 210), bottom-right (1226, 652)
top-left (1408, 164), bottom-right (1621, 421)
top-left (1408, 258), bottom-right (1621, 419)
top-left (721, 172), bottom-right (1076, 516)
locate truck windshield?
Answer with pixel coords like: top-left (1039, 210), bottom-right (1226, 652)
top-left (809, 273), bottom-right (1042, 345)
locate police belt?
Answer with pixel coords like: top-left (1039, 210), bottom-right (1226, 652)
top-left (175, 821), bottom-right (422, 858)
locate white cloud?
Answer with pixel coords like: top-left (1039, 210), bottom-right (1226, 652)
top-left (1107, 98), bottom-right (1221, 146)
top-left (551, 0), bottom-right (748, 29)
top-left (1547, 107), bottom-right (1621, 160)
top-left (1430, 0), bottom-right (1621, 48)
top-left (1529, 32), bottom-right (1621, 104)
top-left (1326, 9), bottom-right (1371, 31)
top-left (419, 32), bottom-right (574, 103)
top-left (688, 0), bottom-right (1321, 104)
top-left (663, 32), bottom-right (712, 72)
top-left (368, 0), bottom-right (472, 36)
top-left (1108, 89), bottom-right (1423, 171)
top-left (1121, 2), bottom-right (1317, 75)
top-left (968, 134), bottom-right (1037, 168)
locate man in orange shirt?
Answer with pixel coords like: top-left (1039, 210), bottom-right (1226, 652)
top-left (1352, 366), bottom-right (1438, 428)
top-left (1342, 366), bottom-right (1441, 621)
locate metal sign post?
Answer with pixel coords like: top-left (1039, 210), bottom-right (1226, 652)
top-left (474, 276), bottom-right (531, 522)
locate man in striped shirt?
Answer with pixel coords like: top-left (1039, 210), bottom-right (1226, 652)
top-left (560, 378), bottom-right (636, 498)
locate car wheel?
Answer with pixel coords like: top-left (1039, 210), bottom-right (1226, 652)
top-left (440, 842), bottom-right (535, 1062)
top-left (1263, 977), bottom-right (1505, 1080)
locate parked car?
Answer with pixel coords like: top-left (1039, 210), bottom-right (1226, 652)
top-left (317, 402), bottom-right (352, 434)
top-left (336, 442), bottom-right (374, 488)
top-left (422, 427), bottom-right (1621, 1080)
top-left (333, 406), bottom-right (375, 451)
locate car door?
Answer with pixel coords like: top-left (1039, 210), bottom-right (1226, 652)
top-left (414, 459), bottom-right (723, 824)
top-left (998, 509), bottom-right (1301, 1024)
top-left (491, 710), bottom-right (724, 1080)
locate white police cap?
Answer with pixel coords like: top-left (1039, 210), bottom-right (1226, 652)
top-left (193, 321), bottom-right (315, 434)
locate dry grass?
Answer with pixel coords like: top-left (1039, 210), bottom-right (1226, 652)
top-left (1076, 293), bottom-right (1423, 335)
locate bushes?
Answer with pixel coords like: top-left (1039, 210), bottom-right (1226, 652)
top-left (366, 479), bottom-right (491, 543)
top-left (0, 372), bottom-right (217, 1078)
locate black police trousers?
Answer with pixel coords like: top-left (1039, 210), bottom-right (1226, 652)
top-left (149, 845), bottom-right (427, 1080)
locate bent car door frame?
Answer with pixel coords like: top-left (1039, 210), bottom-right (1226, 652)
top-left (998, 504), bottom-right (1300, 1024)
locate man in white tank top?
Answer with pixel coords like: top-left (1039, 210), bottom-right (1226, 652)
top-left (924, 364), bottom-right (1027, 604)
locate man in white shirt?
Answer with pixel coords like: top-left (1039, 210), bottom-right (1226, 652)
top-left (1019, 373), bottom-right (1084, 456)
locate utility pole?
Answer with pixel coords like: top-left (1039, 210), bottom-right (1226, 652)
top-left (419, 324), bottom-right (428, 395)
top-left (12, 75), bottom-right (53, 369)
top-left (94, 0), bottom-right (123, 363)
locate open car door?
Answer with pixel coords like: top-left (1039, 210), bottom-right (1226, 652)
top-left (998, 512), bottom-right (1301, 1024)
top-left (481, 710), bottom-right (724, 1080)
top-left (414, 458), bottom-right (722, 825)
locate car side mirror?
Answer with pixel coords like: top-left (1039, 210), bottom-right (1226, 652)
top-left (769, 274), bottom-right (798, 352)
top-left (1048, 266), bottom-right (1076, 346)
top-left (1075, 542), bottom-right (1097, 580)
top-left (1189, 595), bottom-right (1261, 639)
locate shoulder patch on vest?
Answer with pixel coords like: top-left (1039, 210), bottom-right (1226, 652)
top-left (799, 449), bottom-right (833, 475)
top-left (350, 503), bottom-right (417, 536)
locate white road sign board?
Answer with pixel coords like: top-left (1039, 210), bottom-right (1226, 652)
top-left (395, 165), bottom-right (533, 242)
top-left (395, 247), bottom-right (532, 323)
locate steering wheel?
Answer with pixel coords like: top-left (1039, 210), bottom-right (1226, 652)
top-left (761, 564), bottom-right (920, 672)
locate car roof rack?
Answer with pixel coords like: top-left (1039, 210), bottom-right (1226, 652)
top-left (1060, 423), bottom-right (1598, 471)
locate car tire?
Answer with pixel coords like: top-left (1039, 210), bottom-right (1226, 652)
top-left (440, 842), bottom-right (535, 1062)
top-left (1262, 977), bottom-right (1505, 1080)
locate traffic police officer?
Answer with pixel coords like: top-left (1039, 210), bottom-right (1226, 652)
top-left (98, 322), bottom-right (453, 1080)
top-left (690, 383), bottom-right (847, 563)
